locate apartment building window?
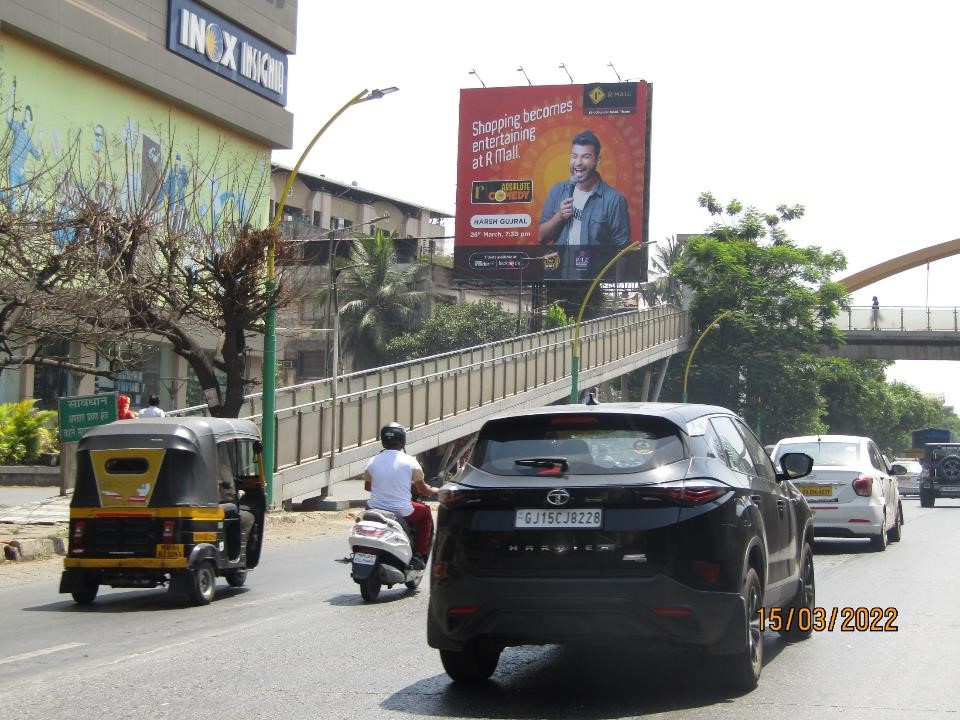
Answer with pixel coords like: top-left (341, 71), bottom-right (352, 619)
top-left (298, 350), bottom-right (325, 379)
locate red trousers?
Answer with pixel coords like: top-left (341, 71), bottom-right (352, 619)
top-left (403, 501), bottom-right (434, 556)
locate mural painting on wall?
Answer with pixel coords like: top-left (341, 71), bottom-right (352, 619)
top-left (0, 35), bottom-right (269, 241)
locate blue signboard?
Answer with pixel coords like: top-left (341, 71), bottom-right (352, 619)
top-left (167, 0), bottom-right (288, 106)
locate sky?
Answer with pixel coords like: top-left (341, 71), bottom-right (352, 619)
top-left (273, 0), bottom-right (960, 408)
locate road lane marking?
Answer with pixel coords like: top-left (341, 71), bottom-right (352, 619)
top-left (232, 591), bottom-right (306, 608)
top-left (0, 643), bottom-right (85, 666)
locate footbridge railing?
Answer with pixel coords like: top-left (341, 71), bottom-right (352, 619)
top-left (174, 304), bottom-right (689, 502)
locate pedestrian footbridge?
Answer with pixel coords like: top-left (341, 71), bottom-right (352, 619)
top-left (834, 305), bottom-right (960, 361)
top-left (175, 305), bottom-right (690, 504)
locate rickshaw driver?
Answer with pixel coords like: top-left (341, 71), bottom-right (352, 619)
top-left (363, 423), bottom-right (438, 569)
top-left (218, 454), bottom-right (256, 543)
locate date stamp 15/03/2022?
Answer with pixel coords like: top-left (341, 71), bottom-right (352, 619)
top-left (758, 606), bottom-right (898, 633)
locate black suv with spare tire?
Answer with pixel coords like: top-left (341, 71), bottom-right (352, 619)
top-left (427, 403), bottom-right (817, 691)
top-left (919, 443), bottom-right (960, 507)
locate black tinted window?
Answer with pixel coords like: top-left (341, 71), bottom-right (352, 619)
top-left (470, 414), bottom-right (685, 476)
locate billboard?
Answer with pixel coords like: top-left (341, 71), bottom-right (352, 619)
top-left (454, 82), bottom-right (652, 283)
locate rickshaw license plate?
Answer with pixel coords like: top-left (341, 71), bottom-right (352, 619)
top-left (353, 552), bottom-right (377, 565)
top-left (798, 485), bottom-right (833, 497)
top-left (156, 544), bottom-right (184, 559)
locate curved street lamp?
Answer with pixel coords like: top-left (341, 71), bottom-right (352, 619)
top-left (681, 309), bottom-right (733, 403)
top-left (569, 241), bottom-right (651, 403)
top-left (262, 87), bottom-right (398, 507)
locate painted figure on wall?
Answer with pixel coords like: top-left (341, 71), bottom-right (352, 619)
top-left (4, 78), bottom-right (43, 209)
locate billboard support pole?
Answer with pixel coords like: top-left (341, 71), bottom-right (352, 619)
top-left (570, 242), bottom-right (651, 403)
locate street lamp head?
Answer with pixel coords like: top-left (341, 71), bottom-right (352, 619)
top-left (364, 87), bottom-right (399, 101)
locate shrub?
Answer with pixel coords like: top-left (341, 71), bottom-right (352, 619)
top-left (0, 400), bottom-right (58, 465)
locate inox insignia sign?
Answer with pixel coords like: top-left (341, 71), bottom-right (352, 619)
top-left (167, 0), bottom-right (288, 106)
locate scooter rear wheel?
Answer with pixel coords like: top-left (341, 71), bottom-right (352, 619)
top-left (405, 573), bottom-right (423, 591)
top-left (360, 566), bottom-right (381, 601)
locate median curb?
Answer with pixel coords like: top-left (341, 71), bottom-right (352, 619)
top-left (1, 536), bottom-right (67, 562)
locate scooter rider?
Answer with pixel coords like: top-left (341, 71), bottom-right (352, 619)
top-left (364, 423), bottom-right (438, 569)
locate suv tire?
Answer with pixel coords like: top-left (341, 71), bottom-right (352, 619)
top-left (937, 455), bottom-right (960, 482)
top-left (719, 568), bottom-right (763, 691)
top-left (780, 542), bottom-right (815, 642)
top-left (439, 639), bottom-right (502, 683)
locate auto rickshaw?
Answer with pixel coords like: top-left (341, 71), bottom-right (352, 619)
top-left (59, 417), bottom-right (266, 606)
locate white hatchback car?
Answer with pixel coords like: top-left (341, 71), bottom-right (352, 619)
top-left (771, 435), bottom-right (903, 550)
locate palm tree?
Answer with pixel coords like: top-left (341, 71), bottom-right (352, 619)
top-left (642, 234), bottom-right (687, 308)
top-left (330, 228), bottom-right (428, 371)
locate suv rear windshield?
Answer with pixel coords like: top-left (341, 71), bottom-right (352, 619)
top-left (776, 441), bottom-right (858, 466)
top-left (470, 413), bottom-right (685, 476)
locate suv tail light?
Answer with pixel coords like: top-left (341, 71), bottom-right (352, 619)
top-left (71, 520), bottom-right (86, 543)
top-left (852, 475), bottom-right (874, 497)
top-left (646, 479), bottom-right (730, 507)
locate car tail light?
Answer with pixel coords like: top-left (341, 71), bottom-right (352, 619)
top-left (432, 562), bottom-right (449, 578)
top-left (647, 479), bottom-right (730, 507)
top-left (355, 525), bottom-right (387, 538)
top-left (161, 520), bottom-right (176, 541)
top-left (852, 475), bottom-right (874, 497)
top-left (438, 483), bottom-right (484, 508)
top-left (448, 606), bottom-right (479, 617)
top-left (692, 560), bottom-right (722, 584)
top-left (653, 607), bottom-right (693, 618)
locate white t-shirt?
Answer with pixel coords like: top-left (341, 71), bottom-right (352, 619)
top-left (139, 405), bottom-right (165, 417)
top-left (567, 187), bottom-right (594, 245)
top-left (365, 449), bottom-right (422, 517)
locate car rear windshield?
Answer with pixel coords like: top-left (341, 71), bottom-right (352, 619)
top-left (776, 441), bottom-right (858, 466)
top-left (470, 413), bottom-right (685, 476)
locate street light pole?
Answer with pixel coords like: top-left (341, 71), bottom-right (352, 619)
top-left (681, 309), bottom-right (733, 403)
top-left (262, 87), bottom-right (398, 508)
top-left (570, 242), bottom-right (651, 403)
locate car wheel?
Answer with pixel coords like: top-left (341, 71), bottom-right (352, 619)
top-left (887, 503), bottom-right (903, 543)
top-left (720, 567), bottom-right (763, 691)
top-left (224, 568), bottom-right (248, 587)
top-left (780, 542), bottom-right (815, 642)
top-left (938, 455), bottom-right (960, 482)
top-left (360, 567), bottom-right (381, 602)
top-left (920, 489), bottom-right (935, 508)
top-left (188, 561), bottom-right (217, 605)
top-left (439, 639), bottom-right (502, 683)
top-left (71, 576), bottom-right (99, 605)
top-left (870, 514), bottom-right (888, 551)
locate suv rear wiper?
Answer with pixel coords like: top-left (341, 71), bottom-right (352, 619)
top-left (515, 457), bottom-right (569, 471)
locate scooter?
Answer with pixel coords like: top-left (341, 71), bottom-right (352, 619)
top-left (347, 508), bottom-right (424, 601)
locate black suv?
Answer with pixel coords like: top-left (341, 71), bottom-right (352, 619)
top-left (427, 403), bottom-right (816, 691)
top-left (919, 443), bottom-right (960, 507)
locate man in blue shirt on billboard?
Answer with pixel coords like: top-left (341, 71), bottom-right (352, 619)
top-left (537, 130), bottom-right (630, 280)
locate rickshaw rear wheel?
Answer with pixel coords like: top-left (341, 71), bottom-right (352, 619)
top-left (188, 561), bottom-right (217, 605)
top-left (224, 568), bottom-right (248, 587)
top-left (359, 569), bottom-right (381, 602)
top-left (71, 577), bottom-right (99, 605)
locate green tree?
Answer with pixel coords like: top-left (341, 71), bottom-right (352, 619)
top-left (333, 229), bottom-right (429, 370)
top-left (541, 302), bottom-right (570, 331)
top-left (670, 193), bottom-right (848, 439)
top-left (386, 299), bottom-right (516, 361)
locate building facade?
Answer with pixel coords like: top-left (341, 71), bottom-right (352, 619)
top-left (270, 165), bottom-right (454, 383)
top-left (1, 0), bottom-right (296, 411)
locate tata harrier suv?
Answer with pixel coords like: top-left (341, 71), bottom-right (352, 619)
top-left (427, 403), bottom-right (816, 691)
top-left (919, 443), bottom-right (960, 507)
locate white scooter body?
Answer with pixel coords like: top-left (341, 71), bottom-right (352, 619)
top-left (348, 509), bottom-right (424, 601)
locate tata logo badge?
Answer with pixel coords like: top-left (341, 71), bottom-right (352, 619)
top-left (546, 489), bottom-right (570, 506)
